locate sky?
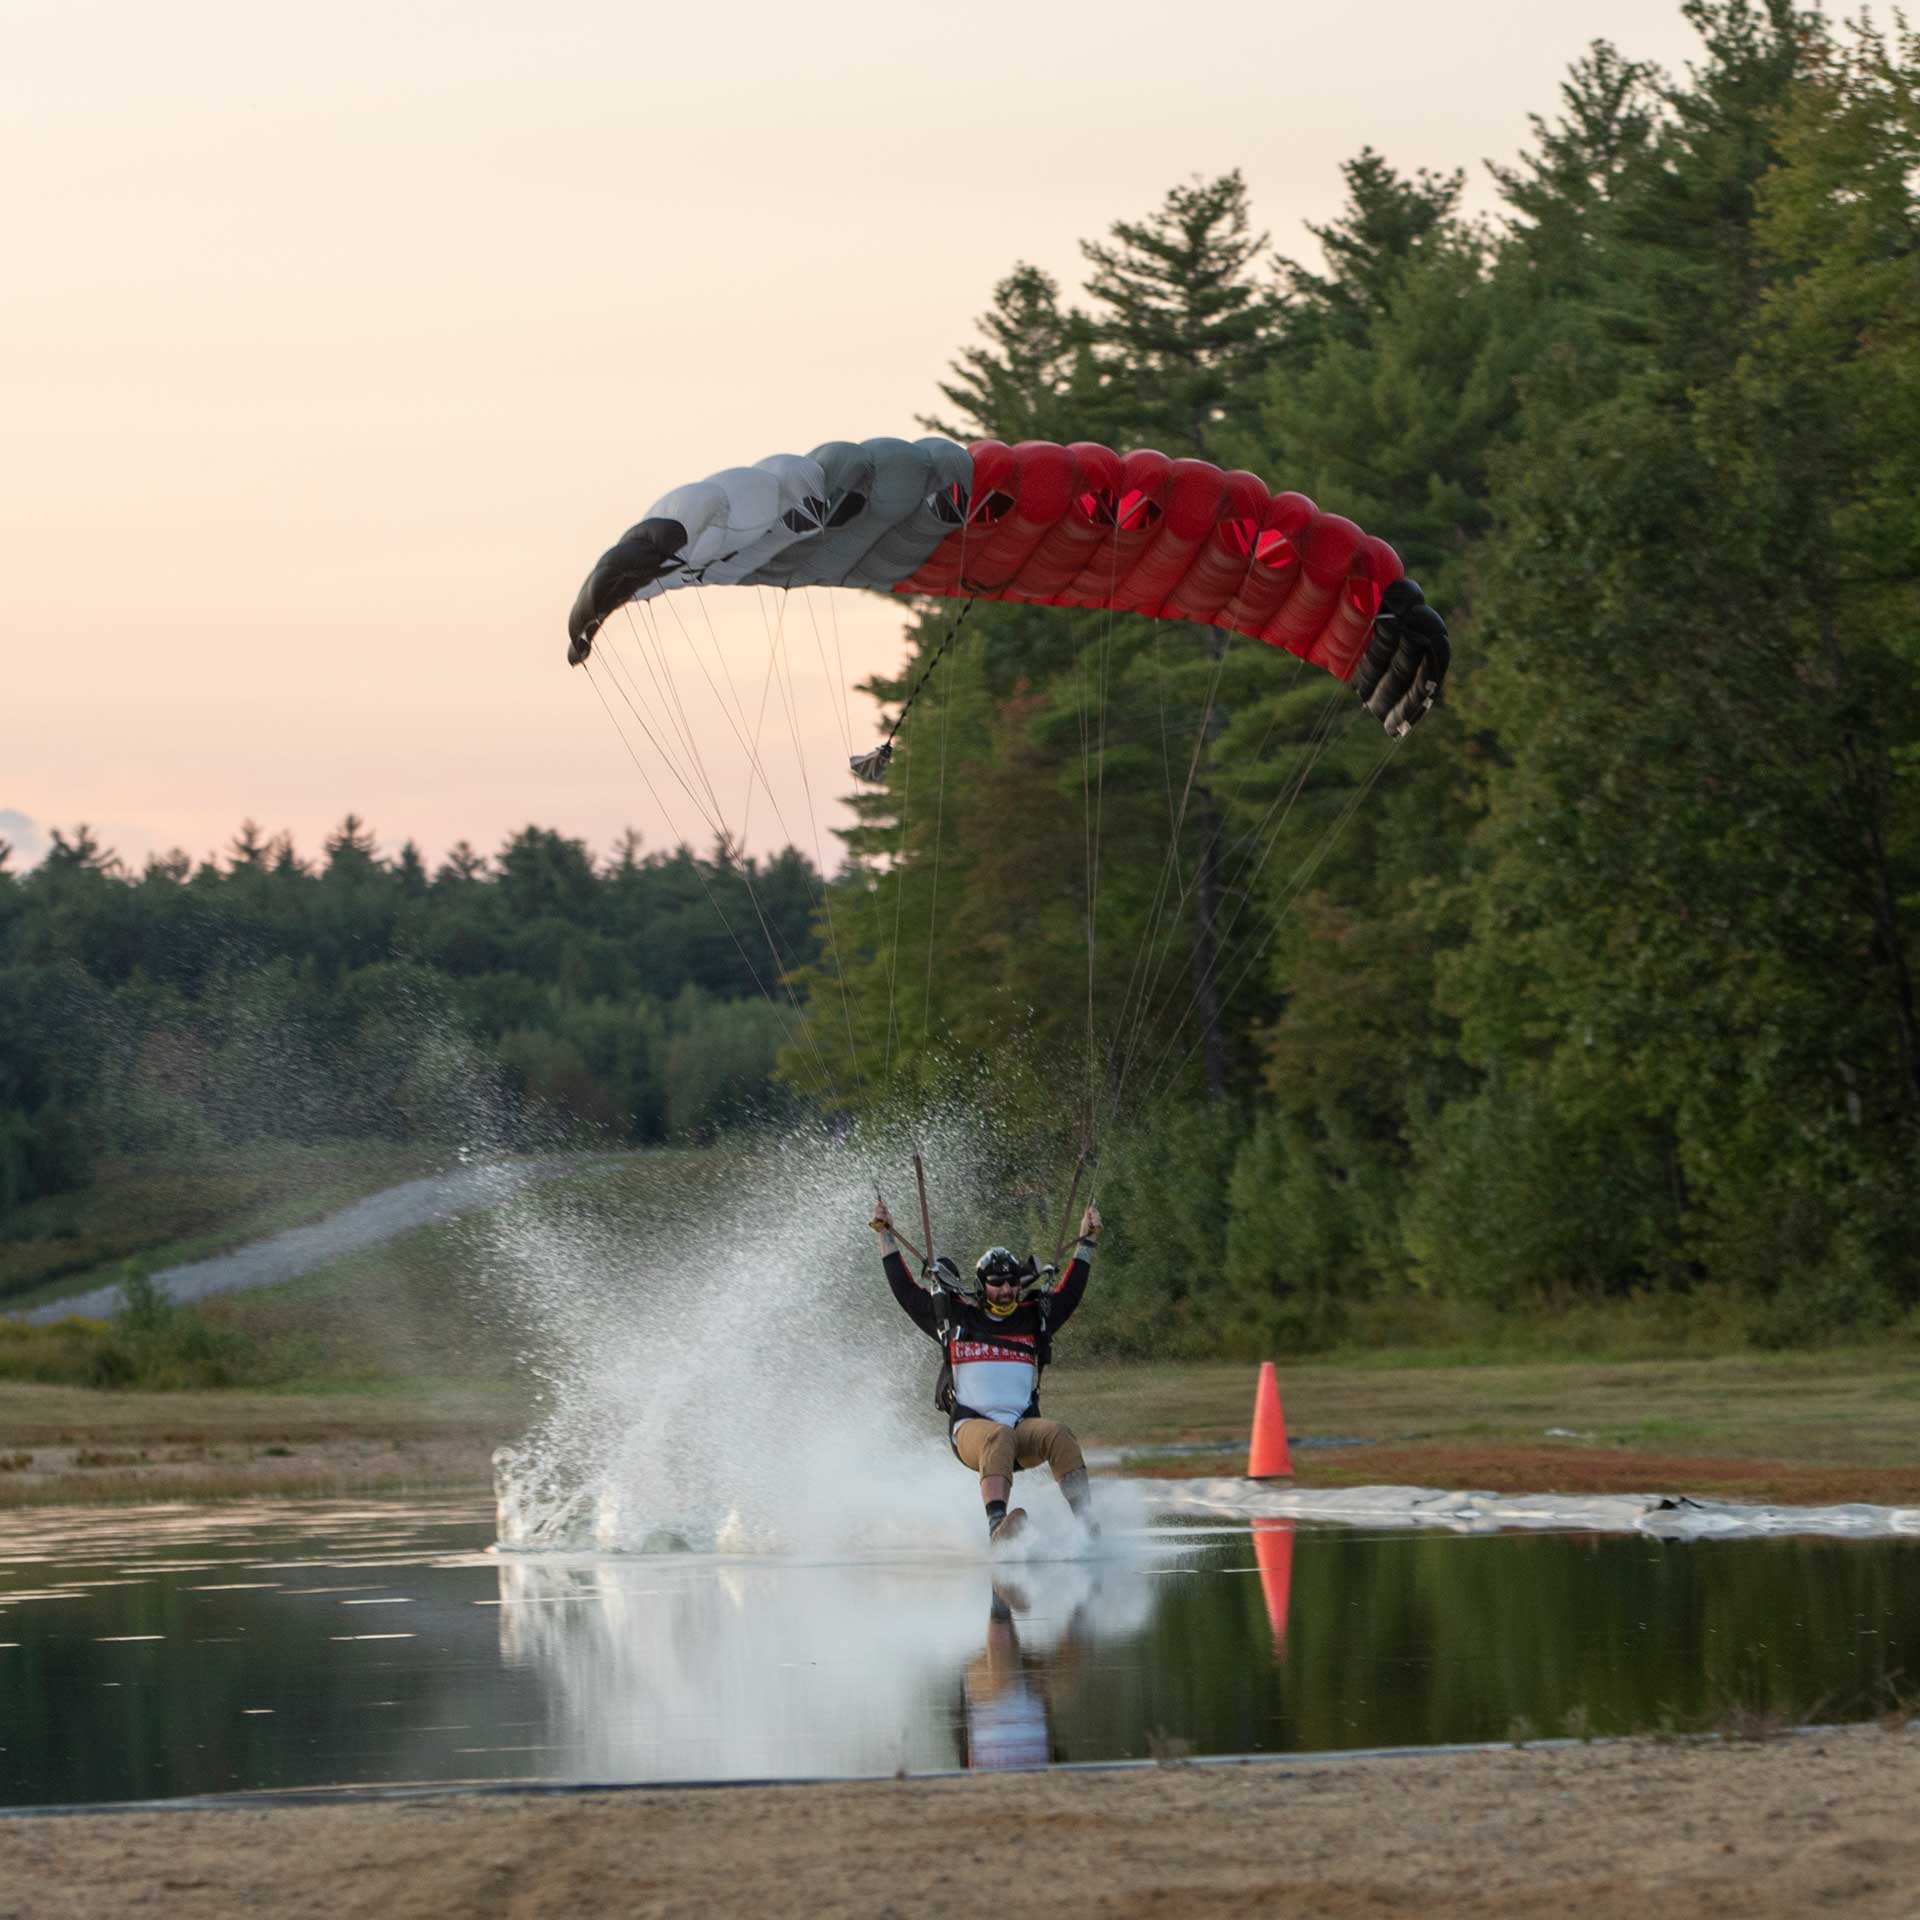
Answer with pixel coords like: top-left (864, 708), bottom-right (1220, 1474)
top-left (4, 0), bottom-right (1718, 876)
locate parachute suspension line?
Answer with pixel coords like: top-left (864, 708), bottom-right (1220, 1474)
top-left (1109, 689), bottom-right (1347, 1122)
top-left (579, 659), bottom-right (843, 1109)
top-left (603, 616), bottom-right (727, 841)
top-left (751, 584), bottom-right (875, 1090)
top-left (1137, 728), bottom-right (1402, 1113)
top-left (1098, 629), bottom-right (1241, 1121)
top-left (882, 673), bottom-right (916, 1082)
top-left (1076, 604), bottom-right (1097, 1135)
top-left (1114, 651), bottom-right (1311, 1047)
top-left (803, 591), bottom-right (855, 759)
top-left (743, 585), bottom-right (883, 1096)
top-left (621, 602), bottom-right (853, 1104)
top-left (630, 602), bottom-right (731, 837)
top-left (1150, 622), bottom-right (1183, 888)
top-left (736, 588), bottom-right (787, 850)
top-left (613, 609), bottom-right (722, 833)
top-left (921, 614), bottom-right (958, 1045)
top-left (660, 589), bottom-right (792, 853)
top-left (662, 585), bottom-right (875, 1095)
top-left (1085, 554), bottom-right (1121, 1152)
top-left (824, 593), bottom-right (855, 765)
top-left (1049, 1139), bottom-right (1092, 1268)
top-left (1133, 729), bottom-right (1404, 1113)
top-left (1126, 683), bottom-right (1344, 1079)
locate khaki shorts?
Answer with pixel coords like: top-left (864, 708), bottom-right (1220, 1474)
top-left (951, 1415), bottom-right (1085, 1482)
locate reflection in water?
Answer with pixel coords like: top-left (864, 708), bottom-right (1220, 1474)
top-left (492, 1549), bottom-right (1156, 1781)
top-left (3, 1499), bottom-right (1919, 1809)
top-left (1251, 1519), bottom-right (1294, 1652)
top-left (963, 1580), bottom-right (1083, 1771)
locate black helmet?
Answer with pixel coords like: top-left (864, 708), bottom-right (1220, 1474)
top-left (974, 1247), bottom-right (1024, 1290)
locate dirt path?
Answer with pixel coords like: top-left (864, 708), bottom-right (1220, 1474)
top-left (22, 1157), bottom-right (598, 1325)
top-left (4, 1723), bottom-right (1914, 1918)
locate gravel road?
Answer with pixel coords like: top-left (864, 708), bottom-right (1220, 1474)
top-left (25, 1157), bottom-right (593, 1324)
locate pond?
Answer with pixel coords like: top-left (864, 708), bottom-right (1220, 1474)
top-left (3, 1497), bottom-right (1917, 1807)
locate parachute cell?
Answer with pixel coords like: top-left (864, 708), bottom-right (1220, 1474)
top-left (566, 436), bottom-right (1448, 734)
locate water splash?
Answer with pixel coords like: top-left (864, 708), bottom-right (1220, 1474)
top-left (489, 1103), bottom-right (1113, 1558)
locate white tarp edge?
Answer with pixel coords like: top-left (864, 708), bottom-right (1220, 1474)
top-left (1146, 1478), bottom-right (1920, 1541)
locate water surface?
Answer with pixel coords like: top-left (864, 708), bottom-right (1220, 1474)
top-left (2, 1498), bottom-right (1915, 1807)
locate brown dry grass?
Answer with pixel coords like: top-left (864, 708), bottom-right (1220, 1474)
top-left (0, 1380), bottom-right (526, 1507)
top-left (4, 1350), bottom-right (1917, 1509)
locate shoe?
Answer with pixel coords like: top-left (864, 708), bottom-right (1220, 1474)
top-left (989, 1506), bottom-right (1029, 1547)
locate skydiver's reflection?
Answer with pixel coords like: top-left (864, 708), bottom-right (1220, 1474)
top-left (959, 1578), bottom-right (1088, 1772)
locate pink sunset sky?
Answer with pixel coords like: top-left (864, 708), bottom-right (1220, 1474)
top-left (5, 0), bottom-right (1711, 875)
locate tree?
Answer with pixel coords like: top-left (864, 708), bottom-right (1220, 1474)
top-left (322, 814), bottom-right (380, 876)
top-left (1081, 171), bottom-right (1280, 458)
top-left (1439, 0), bottom-right (1920, 1315)
top-left (922, 264), bottom-right (1093, 443)
top-left (1275, 148), bottom-right (1465, 370)
top-left (227, 819), bottom-right (270, 872)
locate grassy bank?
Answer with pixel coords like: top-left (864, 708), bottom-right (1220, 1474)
top-left (4, 1146), bottom-right (1917, 1510)
top-left (6, 1350), bottom-right (1918, 1509)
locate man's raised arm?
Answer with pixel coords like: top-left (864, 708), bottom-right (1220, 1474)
top-left (872, 1196), bottom-right (937, 1336)
top-left (1048, 1203), bottom-right (1101, 1328)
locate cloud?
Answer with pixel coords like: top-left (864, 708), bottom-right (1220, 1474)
top-left (0, 809), bottom-right (48, 868)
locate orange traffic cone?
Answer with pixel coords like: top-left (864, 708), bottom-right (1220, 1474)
top-left (1247, 1360), bottom-right (1293, 1480)
top-left (1251, 1518), bottom-right (1295, 1651)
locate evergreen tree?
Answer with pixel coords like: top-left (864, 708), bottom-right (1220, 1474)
top-left (227, 819), bottom-right (270, 872)
top-left (922, 264), bottom-right (1093, 443)
top-left (1276, 148), bottom-right (1465, 370)
top-left (1080, 171), bottom-right (1280, 457)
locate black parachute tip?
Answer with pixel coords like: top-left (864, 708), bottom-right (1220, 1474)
top-left (565, 516), bottom-right (690, 667)
top-left (1353, 577), bottom-right (1450, 736)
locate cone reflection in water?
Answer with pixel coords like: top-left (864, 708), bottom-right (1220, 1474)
top-left (1248, 1360), bottom-right (1292, 1479)
top-left (1251, 1518), bottom-right (1295, 1652)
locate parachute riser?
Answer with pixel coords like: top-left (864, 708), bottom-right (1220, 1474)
top-left (849, 600), bottom-right (976, 782)
top-left (1050, 1141), bottom-right (1094, 1269)
top-left (912, 1149), bottom-right (937, 1275)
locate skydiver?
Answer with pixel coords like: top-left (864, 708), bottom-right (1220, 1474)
top-left (871, 1195), bottom-right (1101, 1545)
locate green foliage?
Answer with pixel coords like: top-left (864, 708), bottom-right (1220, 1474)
top-left (17, 6), bottom-right (1920, 1360)
top-left (0, 1275), bottom-right (263, 1392)
top-left (0, 819), bottom-right (823, 1246)
top-left (786, 4), bottom-right (1920, 1353)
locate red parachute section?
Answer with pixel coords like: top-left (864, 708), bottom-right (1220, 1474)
top-left (895, 439), bottom-right (1403, 682)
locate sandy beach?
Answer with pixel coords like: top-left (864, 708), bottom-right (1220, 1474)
top-left (4, 1721), bottom-right (1916, 1918)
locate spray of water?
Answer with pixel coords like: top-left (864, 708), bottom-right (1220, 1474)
top-left (488, 1101), bottom-right (1139, 1559)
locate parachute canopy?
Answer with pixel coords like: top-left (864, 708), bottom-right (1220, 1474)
top-left (567, 436), bottom-right (1449, 736)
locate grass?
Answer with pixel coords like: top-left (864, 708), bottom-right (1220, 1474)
top-left (5, 1144), bottom-right (1919, 1510)
top-left (0, 1141), bottom-right (451, 1311)
top-left (1048, 1351), bottom-right (1920, 1505)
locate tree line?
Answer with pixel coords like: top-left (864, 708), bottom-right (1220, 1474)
top-left (781, 0), bottom-right (1920, 1349)
top-left (0, 817), bottom-right (821, 1213)
top-left (10, 0), bottom-right (1916, 1355)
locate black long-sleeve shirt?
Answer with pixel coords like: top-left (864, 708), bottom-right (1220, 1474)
top-left (884, 1245), bottom-right (1090, 1428)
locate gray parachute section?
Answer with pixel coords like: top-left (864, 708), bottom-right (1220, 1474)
top-left (567, 436), bottom-right (971, 663)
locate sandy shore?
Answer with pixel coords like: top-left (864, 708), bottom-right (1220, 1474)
top-left (4, 1723), bottom-right (1915, 1919)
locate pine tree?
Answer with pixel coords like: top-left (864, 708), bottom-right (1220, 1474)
top-left (227, 819), bottom-right (270, 872)
top-left (921, 264), bottom-right (1093, 443)
top-left (323, 814), bottom-right (380, 875)
top-left (435, 840), bottom-right (488, 886)
top-left (1080, 171), bottom-right (1279, 457)
top-left (1275, 149), bottom-right (1465, 371)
